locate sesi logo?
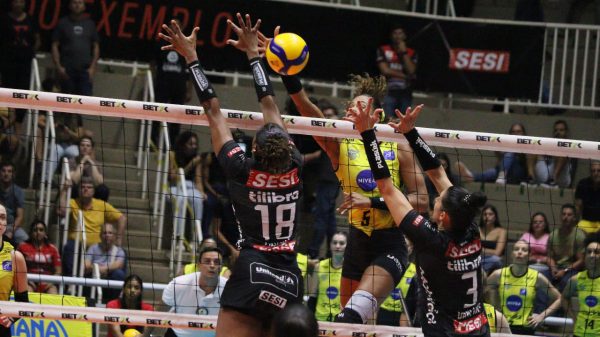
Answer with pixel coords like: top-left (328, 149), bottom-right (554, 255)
top-left (246, 168), bottom-right (300, 189)
top-left (446, 239), bottom-right (481, 258)
top-left (449, 48), bottom-right (510, 73)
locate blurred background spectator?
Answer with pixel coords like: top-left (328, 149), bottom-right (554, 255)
top-left (0, 162), bottom-right (26, 245)
top-left (479, 204), bottom-right (507, 274)
top-left (575, 161), bottom-right (600, 234)
top-left (17, 220), bottom-right (61, 294)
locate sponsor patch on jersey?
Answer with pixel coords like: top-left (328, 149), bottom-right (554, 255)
top-left (412, 215), bottom-right (424, 227)
top-left (259, 290), bottom-right (288, 309)
top-left (519, 288), bottom-right (527, 296)
top-left (585, 295), bottom-right (598, 307)
top-left (2, 261), bottom-right (11, 271)
top-left (505, 295), bottom-right (523, 312)
top-left (246, 168), bottom-right (300, 189)
top-left (250, 262), bottom-right (299, 296)
top-left (445, 239), bottom-right (481, 258)
top-left (383, 150), bottom-right (395, 160)
top-left (356, 170), bottom-right (376, 191)
top-left (453, 312), bottom-right (487, 334)
top-left (326, 286), bottom-right (339, 300)
top-left (347, 148), bottom-right (359, 160)
top-left (391, 288), bottom-right (401, 300)
top-left (227, 146), bottom-right (243, 157)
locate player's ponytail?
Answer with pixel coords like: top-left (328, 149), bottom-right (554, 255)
top-left (442, 186), bottom-right (487, 231)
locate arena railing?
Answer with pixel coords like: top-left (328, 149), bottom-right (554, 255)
top-left (169, 168), bottom-right (188, 277)
top-left (37, 110), bottom-right (56, 225)
top-left (154, 122), bottom-right (171, 251)
top-left (58, 158), bottom-right (72, 248)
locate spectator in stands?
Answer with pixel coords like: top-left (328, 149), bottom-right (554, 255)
top-left (106, 274), bottom-right (154, 337)
top-left (425, 153), bottom-right (459, 209)
top-left (51, 0), bottom-right (99, 100)
top-left (0, 0), bottom-right (40, 128)
top-left (479, 204), bottom-right (507, 273)
top-left (486, 240), bottom-right (561, 335)
top-left (181, 238), bottom-right (231, 279)
top-left (17, 220), bottom-right (61, 294)
top-left (58, 176), bottom-right (126, 277)
top-left (0, 107), bottom-right (20, 164)
top-left (45, 116), bottom-right (81, 183)
top-left (0, 0), bottom-right (40, 89)
top-left (201, 151), bottom-right (227, 240)
top-left (151, 18), bottom-right (192, 146)
top-left (376, 25), bottom-right (417, 120)
top-left (162, 247), bottom-right (227, 337)
top-left (69, 136), bottom-right (109, 201)
top-left (306, 100), bottom-right (340, 259)
top-left (84, 222), bottom-right (126, 302)
top-left (307, 232), bottom-right (347, 322)
top-left (270, 303), bottom-right (319, 337)
top-left (562, 232), bottom-right (600, 337)
top-left (520, 212), bottom-right (551, 279)
top-left (528, 120), bottom-right (572, 188)
top-left (548, 203), bottom-right (586, 291)
top-left (456, 123), bottom-right (528, 185)
top-left (575, 160), bottom-right (600, 234)
top-left (169, 131), bottom-right (205, 245)
top-left (0, 162), bottom-right (26, 245)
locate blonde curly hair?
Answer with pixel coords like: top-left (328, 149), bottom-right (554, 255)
top-left (349, 73), bottom-right (387, 108)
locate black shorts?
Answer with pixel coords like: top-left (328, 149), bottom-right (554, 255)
top-left (220, 249), bottom-right (303, 323)
top-left (342, 226), bottom-right (408, 285)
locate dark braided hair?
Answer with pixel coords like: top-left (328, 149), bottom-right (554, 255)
top-left (254, 123), bottom-right (293, 174)
top-left (442, 186), bottom-right (487, 231)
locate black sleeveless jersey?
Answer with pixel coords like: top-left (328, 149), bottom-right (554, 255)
top-left (400, 210), bottom-right (490, 337)
top-left (217, 140), bottom-right (303, 253)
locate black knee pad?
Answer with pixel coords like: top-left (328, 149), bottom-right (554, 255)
top-left (372, 253), bottom-right (406, 285)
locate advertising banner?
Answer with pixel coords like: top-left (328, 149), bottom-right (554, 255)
top-left (10, 293), bottom-right (92, 337)
top-left (26, 0), bottom-right (543, 99)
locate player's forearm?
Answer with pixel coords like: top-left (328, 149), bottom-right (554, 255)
top-left (248, 57), bottom-right (282, 127)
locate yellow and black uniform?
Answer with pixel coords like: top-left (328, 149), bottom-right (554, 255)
top-left (337, 139), bottom-right (408, 284)
top-left (0, 241), bottom-right (15, 301)
top-left (297, 253), bottom-right (309, 279)
top-left (574, 271), bottom-right (600, 337)
top-left (483, 303), bottom-right (497, 333)
top-left (499, 267), bottom-right (538, 334)
top-left (377, 262), bottom-right (417, 326)
top-left (315, 259), bottom-right (343, 321)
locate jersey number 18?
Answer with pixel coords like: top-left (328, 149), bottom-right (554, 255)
top-left (255, 203), bottom-right (296, 240)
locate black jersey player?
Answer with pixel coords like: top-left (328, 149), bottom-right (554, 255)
top-left (159, 14), bottom-right (303, 337)
top-left (344, 102), bottom-right (490, 337)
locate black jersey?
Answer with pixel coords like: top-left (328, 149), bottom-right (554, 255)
top-left (400, 210), bottom-right (490, 337)
top-left (218, 140), bottom-right (303, 253)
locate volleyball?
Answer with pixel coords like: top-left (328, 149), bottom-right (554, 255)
top-left (123, 329), bottom-right (141, 337)
top-left (265, 33), bottom-right (309, 76)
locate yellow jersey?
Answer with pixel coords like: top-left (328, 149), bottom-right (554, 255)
top-left (574, 271), bottom-right (600, 337)
top-left (499, 267), bottom-right (538, 327)
top-left (337, 138), bottom-right (401, 235)
top-left (315, 259), bottom-right (343, 321)
top-left (484, 303), bottom-right (496, 333)
top-left (0, 241), bottom-right (15, 301)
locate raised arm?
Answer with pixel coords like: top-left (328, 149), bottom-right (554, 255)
top-left (159, 20), bottom-right (233, 155)
top-left (227, 13), bottom-right (284, 128)
top-left (388, 106), bottom-right (453, 193)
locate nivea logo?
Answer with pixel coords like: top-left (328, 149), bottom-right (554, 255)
top-left (326, 287), bottom-right (339, 300)
top-left (585, 295), bottom-right (598, 307)
top-left (356, 170), bottom-right (376, 191)
top-left (391, 288), bottom-right (401, 300)
top-left (519, 288), bottom-right (527, 296)
top-left (2, 261), bottom-right (11, 271)
top-left (505, 295), bottom-right (523, 312)
top-left (383, 150), bottom-right (395, 160)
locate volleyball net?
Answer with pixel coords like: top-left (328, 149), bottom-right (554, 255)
top-left (0, 87), bottom-right (597, 337)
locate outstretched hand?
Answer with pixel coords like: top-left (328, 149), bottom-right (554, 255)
top-left (337, 192), bottom-right (371, 214)
top-left (342, 97), bottom-right (382, 133)
top-left (257, 25), bottom-right (281, 57)
top-left (226, 13), bottom-right (262, 57)
top-left (158, 20), bottom-right (199, 64)
top-left (387, 104), bottom-right (424, 134)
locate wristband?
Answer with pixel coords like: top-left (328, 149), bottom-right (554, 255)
top-left (370, 197), bottom-right (388, 210)
top-left (188, 61), bottom-right (217, 102)
top-left (281, 75), bottom-right (303, 95)
top-left (249, 57), bottom-right (275, 101)
top-left (360, 129), bottom-right (390, 180)
top-left (403, 128), bottom-right (440, 171)
top-left (14, 291), bottom-right (28, 303)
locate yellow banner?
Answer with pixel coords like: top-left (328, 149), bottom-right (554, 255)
top-left (11, 293), bottom-right (92, 337)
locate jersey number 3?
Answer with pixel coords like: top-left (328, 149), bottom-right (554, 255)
top-left (255, 204), bottom-right (295, 240)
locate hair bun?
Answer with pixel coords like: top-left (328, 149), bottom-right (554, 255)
top-left (468, 191), bottom-right (487, 208)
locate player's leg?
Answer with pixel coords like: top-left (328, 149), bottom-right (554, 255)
top-left (216, 308), bottom-right (263, 337)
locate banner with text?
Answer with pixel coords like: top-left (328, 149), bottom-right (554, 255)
top-left (27, 0), bottom-right (544, 99)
